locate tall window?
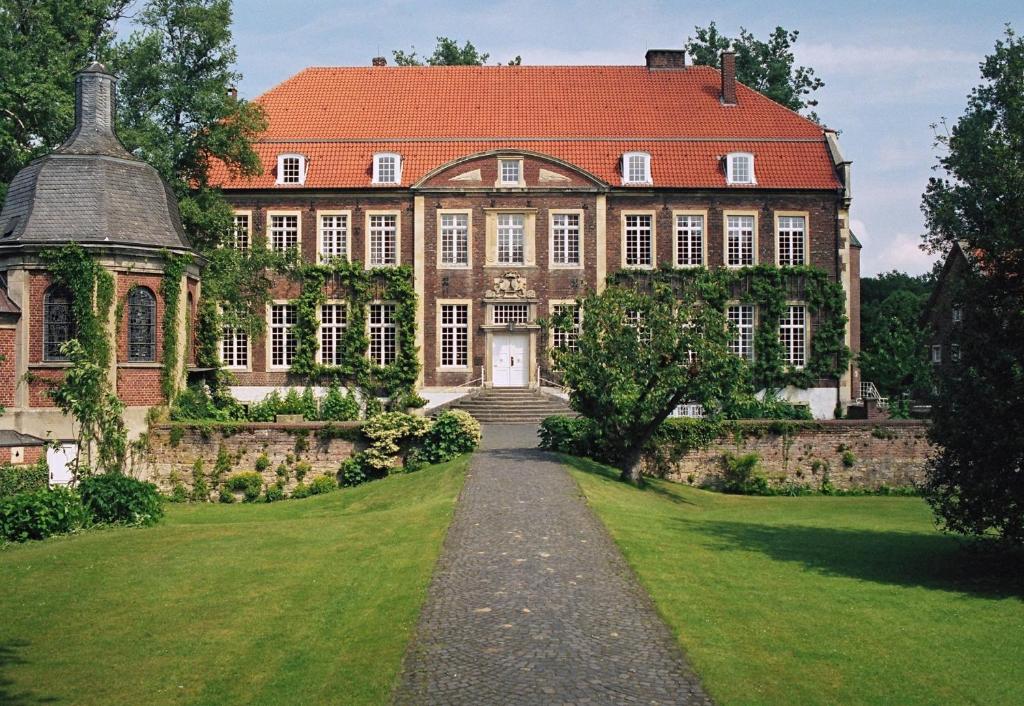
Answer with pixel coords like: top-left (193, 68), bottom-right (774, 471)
top-left (491, 304), bottom-right (529, 325)
top-left (552, 304), bottom-right (580, 353)
top-left (369, 214), bottom-right (397, 265)
top-left (440, 213), bottom-right (469, 266)
top-left (779, 305), bottom-right (806, 367)
top-left (440, 304), bottom-right (469, 368)
top-left (728, 304), bottom-right (754, 361)
top-left (369, 303), bottom-right (397, 366)
top-left (499, 159), bottom-right (521, 185)
top-left (127, 287), bottom-right (157, 362)
top-left (497, 214), bottom-right (525, 265)
top-left (320, 303), bottom-right (347, 366)
top-left (43, 286), bottom-right (74, 361)
top-left (675, 214), bottom-right (704, 266)
top-left (373, 153), bottom-right (401, 184)
top-left (624, 214), bottom-right (652, 267)
top-left (277, 154), bottom-right (305, 185)
top-left (319, 214), bottom-right (348, 262)
top-left (232, 213), bottom-right (250, 250)
top-left (952, 304), bottom-right (963, 323)
top-left (727, 215), bottom-right (755, 266)
top-left (777, 216), bottom-right (806, 266)
top-left (221, 325), bottom-right (248, 369)
top-left (622, 152), bottom-right (651, 184)
top-left (931, 345), bottom-right (942, 365)
top-left (551, 213), bottom-right (580, 266)
top-left (270, 304), bottom-right (297, 368)
top-left (726, 153), bottom-right (755, 184)
top-left (270, 214), bottom-right (299, 252)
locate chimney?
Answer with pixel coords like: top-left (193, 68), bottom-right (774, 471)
top-left (645, 49), bottom-right (686, 70)
top-left (720, 50), bottom-right (737, 105)
top-left (227, 86), bottom-right (238, 99)
top-left (75, 61), bottom-right (117, 138)
top-left (371, 56), bottom-right (387, 67)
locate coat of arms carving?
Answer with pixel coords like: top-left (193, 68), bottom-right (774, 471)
top-left (486, 271), bottom-right (535, 299)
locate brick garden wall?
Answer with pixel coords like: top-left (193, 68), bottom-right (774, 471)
top-left (142, 422), bottom-right (366, 492)
top-left (649, 420), bottom-right (933, 490)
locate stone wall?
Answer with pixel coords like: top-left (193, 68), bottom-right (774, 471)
top-left (651, 420), bottom-right (933, 490)
top-left (142, 422), bottom-right (365, 492)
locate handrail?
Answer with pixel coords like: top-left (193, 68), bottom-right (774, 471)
top-left (538, 376), bottom-right (567, 390)
top-left (455, 376), bottom-right (483, 389)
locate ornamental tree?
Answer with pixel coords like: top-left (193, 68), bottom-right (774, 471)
top-left (392, 36), bottom-right (521, 66)
top-left (552, 283), bottom-right (747, 484)
top-left (920, 26), bottom-right (1024, 545)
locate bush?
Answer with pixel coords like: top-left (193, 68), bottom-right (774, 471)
top-left (218, 489), bottom-right (235, 503)
top-left (170, 384), bottom-right (245, 421)
top-left (168, 483), bottom-right (189, 503)
top-left (420, 410), bottom-right (481, 464)
top-left (224, 472), bottom-right (264, 503)
top-left (190, 458), bottom-right (209, 502)
top-left (320, 383), bottom-right (360, 421)
top-left (247, 391), bottom-right (281, 422)
top-left (841, 450), bottom-right (857, 467)
top-left (79, 473), bottom-right (164, 526)
top-left (0, 487), bottom-right (89, 542)
top-left (340, 454), bottom-right (368, 487)
top-left (724, 393), bottom-right (814, 420)
top-left (538, 415), bottom-right (599, 456)
top-left (263, 483), bottom-right (285, 503)
top-left (721, 453), bottom-right (770, 495)
top-left (309, 475), bottom-right (337, 495)
top-left (362, 412), bottom-right (432, 474)
top-left (254, 453), bottom-right (271, 473)
top-left (290, 482), bottom-right (311, 499)
top-left (0, 458), bottom-right (49, 498)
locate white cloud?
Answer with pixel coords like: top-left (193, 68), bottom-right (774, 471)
top-left (852, 219), bottom-right (936, 276)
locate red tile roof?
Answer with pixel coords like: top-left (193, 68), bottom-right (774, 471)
top-left (211, 65), bottom-right (841, 191)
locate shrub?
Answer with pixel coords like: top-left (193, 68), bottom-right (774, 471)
top-left (309, 475), bottom-right (337, 495)
top-left (363, 396), bottom-right (384, 419)
top-left (340, 454), bottom-right (368, 487)
top-left (224, 472), bottom-right (264, 503)
top-left (290, 482), bottom-right (311, 499)
top-left (841, 450), bottom-right (857, 467)
top-left (320, 383), bottom-right (360, 421)
top-left (254, 453), bottom-right (271, 473)
top-left (168, 483), bottom-right (189, 503)
top-left (263, 483), bottom-right (285, 503)
top-left (190, 459), bottom-right (209, 502)
top-left (0, 487), bottom-right (89, 542)
top-left (293, 461), bottom-right (310, 482)
top-left (420, 410), bottom-right (481, 464)
top-left (218, 489), bottom-right (235, 503)
top-left (724, 393), bottom-right (813, 420)
top-left (362, 412), bottom-right (432, 474)
top-left (0, 458), bottom-right (49, 499)
top-left (170, 384), bottom-right (245, 421)
top-left (247, 391), bottom-right (281, 422)
top-left (538, 415), bottom-right (599, 456)
top-left (212, 445), bottom-right (232, 485)
top-left (79, 473), bottom-right (163, 526)
top-left (721, 453), bottom-right (770, 495)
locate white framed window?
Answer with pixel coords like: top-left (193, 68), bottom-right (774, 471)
top-left (951, 343), bottom-right (961, 362)
top-left (551, 303), bottom-right (580, 354)
top-left (551, 212), bottom-right (581, 267)
top-left (497, 213), bottom-right (525, 265)
top-left (952, 304), bottom-right (963, 323)
top-left (931, 344), bottom-right (942, 365)
top-left (726, 152), bottom-right (755, 185)
top-left (231, 212), bottom-right (250, 250)
top-left (626, 309), bottom-right (651, 343)
top-left (439, 303), bottom-right (469, 368)
top-left (779, 305), bottom-right (806, 368)
top-left (726, 214), bottom-right (755, 267)
top-left (777, 215), bottom-right (807, 266)
top-left (220, 324), bottom-right (248, 369)
top-left (276, 154), bottom-right (306, 185)
top-left (499, 158), bottom-right (522, 186)
top-left (440, 212), bottom-right (470, 267)
top-left (269, 213), bottom-right (300, 253)
top-left (270, 303), bottom-right (297, 369)
top-left (624, 213), bottom-right (653, 268)
top-left (728, 304), bottom-right (754, 361)
top-left (319, 302), bottom-right (347, 366)
top-left (622, 151), bottom-right (652, 185)
top-left (369, 302), bottom-right (397, 366)
top-left (674, 213), bottom-right (704, 267)
top-left (671, 404), bottom-right (705, 418)
top-left (368, 213), bottom-right (398, 266)
top-left (372, 152), bottom-right (401, 184)
top-left (491, 303), bottom-right (529, 325)
top-left (318, 212), bottom-right (349, 262)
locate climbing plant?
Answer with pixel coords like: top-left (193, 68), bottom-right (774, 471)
top-left (41, 243), bottom-right (115, 369)
top-left (610, 264), bottom-right (850, 389)
top-left (159, 252), bottom-right (192, 400)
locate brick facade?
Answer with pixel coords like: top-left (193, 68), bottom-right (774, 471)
top-left (0, 327), bottom-right (14, 408)
top-left (0, 445), bottom-right (44, 466)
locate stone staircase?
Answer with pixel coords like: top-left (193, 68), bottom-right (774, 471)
top-left (440, 388), bottom-right (575, 424)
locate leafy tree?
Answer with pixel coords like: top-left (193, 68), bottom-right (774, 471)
top-left (552, 283), bottom-right (747, 484)
top-left (392, 36), bottom-right (519, 66)
top-left (920, 26), bottom-right (1024, 545)
top-left (684, 22), bottom-right (824, 120)
top-left (0, 0), bottom-right (129, 203)
top-left (859, 271), bottom-right (934, 396)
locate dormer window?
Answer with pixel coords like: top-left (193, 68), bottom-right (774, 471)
top-left (373, 153), bottom-right (402, 184)
top-left (622, 152), bottom-right (652, 185)
top-left (276, 154), bottom-right (306, 185)
top-left (726, 152), bottom-right (755, 185)
top-left (498, 158), bottom-right (523, 186)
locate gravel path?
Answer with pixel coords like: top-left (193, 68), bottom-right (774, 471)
top-left (394, 424), bottom-right (712, 705)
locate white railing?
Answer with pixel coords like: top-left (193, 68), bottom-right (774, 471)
top-left (860, 381), bottom-right (889, 410)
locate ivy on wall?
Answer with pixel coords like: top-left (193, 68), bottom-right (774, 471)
top-left (41, 243), bottom-right (115, 369)
top-left (160, 253), bottom-right (192, 400)
top-left (610, 265), bottom-right (850, 389)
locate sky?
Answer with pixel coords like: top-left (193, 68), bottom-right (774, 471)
top-left (204, 0), bottom-right (1021, 276)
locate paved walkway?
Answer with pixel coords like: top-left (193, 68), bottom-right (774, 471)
top-left (394, 425), bottom-right (711, 705)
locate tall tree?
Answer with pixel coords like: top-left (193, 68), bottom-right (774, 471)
top-left (920, 26), bottom-right (1024, 545)
top-left (0, 0), bottom-right (129, 203)
top-left (392, 36), bottom-right (520, 66)
top-left (553, 283), bottom-right (747, 484)
top-left (685, 23), bottom-right (824, 120)
top-left (859, 271), bottom-right (934, 397)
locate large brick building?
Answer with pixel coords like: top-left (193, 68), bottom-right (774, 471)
top-left (212, 50), bottom-right (860, 417)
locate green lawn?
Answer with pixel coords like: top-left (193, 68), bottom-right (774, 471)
top-left (564, 455), bottom-right (1024, 706)
top-left (0, 458), bottom-right (468, 706)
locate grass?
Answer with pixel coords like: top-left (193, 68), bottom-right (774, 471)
top-left (563, 455), bottom-right (1024, 706)
top-left (0, 458), bottom-right (468, 706)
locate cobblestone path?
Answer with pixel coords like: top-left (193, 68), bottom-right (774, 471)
top-left (394, 425), bottom-right (712, 705)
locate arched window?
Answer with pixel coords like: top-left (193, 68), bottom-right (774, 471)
top-left (127, 287), bottom-right (157, 362)
top-left (43, 286), bottom-right (75, 361)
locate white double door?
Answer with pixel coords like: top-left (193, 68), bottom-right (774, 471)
top-left (47, 443), bottom-right (78, 486)
top-left (491, 334), bottom-right (529, 387)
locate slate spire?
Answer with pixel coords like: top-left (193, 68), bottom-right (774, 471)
top-left (56, 61), bottom-right (132, 158)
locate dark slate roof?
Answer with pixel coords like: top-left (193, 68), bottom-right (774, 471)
top-left (0, 430), bottom-right (46, 448)
top-left (0, 62), bottom-right (191, 252)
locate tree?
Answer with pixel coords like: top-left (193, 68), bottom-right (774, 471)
top-left (392, 36), bottom-right (520, 66)
top-left (920, 26), bottom-right (1024, 545)
top-left (684, 22), bottom-right (824, 120)
top-left (859, 271), bottom-right (934, 397)
top-left (0, 0), bottom-right (129, 203)
top-left (553, 282), bottom-right (747, 484)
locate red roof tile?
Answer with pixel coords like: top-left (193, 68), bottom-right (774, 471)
top-left (211, 65), bottom-right (841, 191)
